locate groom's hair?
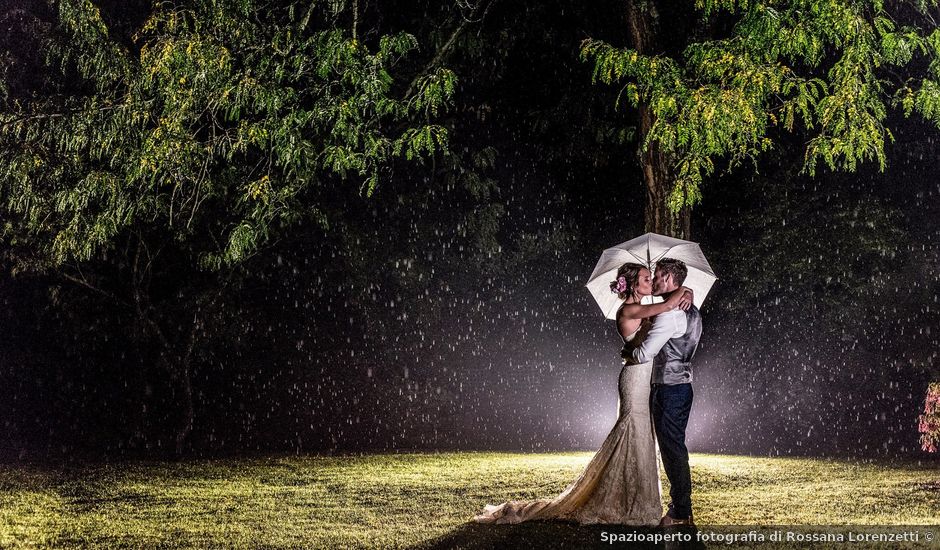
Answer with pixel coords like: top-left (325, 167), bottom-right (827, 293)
top-left (656, 258), bottom-right (688, 286)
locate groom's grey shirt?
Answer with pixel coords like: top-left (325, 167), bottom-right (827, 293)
top-left (631, 306), bottom-right (702, 385)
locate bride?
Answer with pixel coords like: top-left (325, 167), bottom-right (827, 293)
top-left (472, 262), bottom-right (692, 525)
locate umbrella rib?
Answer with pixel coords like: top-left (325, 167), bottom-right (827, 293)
top-left (626, 251), bottom-right (647, 265)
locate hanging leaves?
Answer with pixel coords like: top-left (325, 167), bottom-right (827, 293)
top-left (0, 0), bottom-right (456, 271)
top-left (581, 0), bottom-right (940, 212)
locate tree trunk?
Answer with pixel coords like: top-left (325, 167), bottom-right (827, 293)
top-left (173, 357), bottom-right (194, 457)
top-left (65, 234), bottom-right (204, 457)
top-left (627, 0), bottom-right (691, 239)
top-left (639, 106), bottom-right (691, 238)
top-left (130, 234), bottom-right (200, 456)
top-left (152, 326), bottom-right (197, 457)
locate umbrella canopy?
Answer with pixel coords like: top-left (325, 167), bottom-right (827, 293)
top-left (586, 232), bottom-right (717, 319)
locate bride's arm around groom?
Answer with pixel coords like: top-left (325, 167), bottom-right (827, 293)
top-left (628, 308), bottom-right (688, 366)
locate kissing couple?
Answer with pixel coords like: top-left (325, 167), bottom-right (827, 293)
top-left (473, 257), bottom-right (703, 527)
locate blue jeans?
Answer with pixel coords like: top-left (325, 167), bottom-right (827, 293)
top-left (651, 383), bottom-right (693, 519)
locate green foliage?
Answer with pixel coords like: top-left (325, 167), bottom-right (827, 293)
top-left (0, 0), bottom-right (455, 272)
top-left (581, 0), bottom-right (940, 212)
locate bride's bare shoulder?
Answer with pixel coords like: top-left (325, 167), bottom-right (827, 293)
top-left (616, 305), bottom-right (641, 339)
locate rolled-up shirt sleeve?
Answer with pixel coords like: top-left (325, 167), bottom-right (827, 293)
top-left (632, 310), bottom-right (684, 364)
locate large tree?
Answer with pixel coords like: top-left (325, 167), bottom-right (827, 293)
top-left (582, 0), bottom-right (940, 238)
top-left (0, 0), bottom-right (455, 454)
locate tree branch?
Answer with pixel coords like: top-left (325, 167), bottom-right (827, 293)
top-left (60, 271), bottom-right (132, 310)
top-left (0, 99), bottom-right (155, 130)
top-left (403, 1), bottom-right (495, 99)
top-left (353, 0), bottom-right (359, 40)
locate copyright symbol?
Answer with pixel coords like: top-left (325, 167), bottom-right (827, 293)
top-left (926, 531), bottom-right (934, 542)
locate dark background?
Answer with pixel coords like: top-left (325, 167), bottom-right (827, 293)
top-left (1, 0), bottom-right (939, 461)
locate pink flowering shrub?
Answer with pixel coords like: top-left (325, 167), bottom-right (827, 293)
top-left (919, 382), bottom-right (940, 453)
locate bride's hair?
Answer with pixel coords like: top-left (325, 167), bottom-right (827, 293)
top-left (610, 262), bottom-right (646, 301)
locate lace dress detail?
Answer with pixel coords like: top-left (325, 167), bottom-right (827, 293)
top-left (472, 326), bottom-right (662, 525)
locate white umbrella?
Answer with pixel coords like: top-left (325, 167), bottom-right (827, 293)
top-left (586, 232), bottom-right (717, 319)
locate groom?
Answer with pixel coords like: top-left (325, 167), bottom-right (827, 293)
top-left (628, 258), bottom-right (702, 527)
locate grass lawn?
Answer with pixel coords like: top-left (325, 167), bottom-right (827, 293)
top-left (0, 452), bottom-right (938, 548)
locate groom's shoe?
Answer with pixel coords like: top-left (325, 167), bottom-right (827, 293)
top-left (658, 514), bottom-right (694, 528)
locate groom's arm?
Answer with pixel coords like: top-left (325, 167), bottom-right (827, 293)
top-left (631, 310), bottom-right (684, 364)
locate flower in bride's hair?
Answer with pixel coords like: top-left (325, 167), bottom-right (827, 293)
top-left (609, 275), bottom-right (628, 294)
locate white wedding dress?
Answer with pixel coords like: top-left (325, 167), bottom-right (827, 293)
top-left (472, 325), bottom-right (662, 525)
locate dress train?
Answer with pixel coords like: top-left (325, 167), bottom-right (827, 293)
top-left (472, 356), bottom-right (662, 525)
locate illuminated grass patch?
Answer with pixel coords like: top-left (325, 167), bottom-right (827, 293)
top-left (0, 453), bottom-right (937, 548)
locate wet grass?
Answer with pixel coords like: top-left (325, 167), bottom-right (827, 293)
top-left (0, 452), bottom-right (938, 548)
